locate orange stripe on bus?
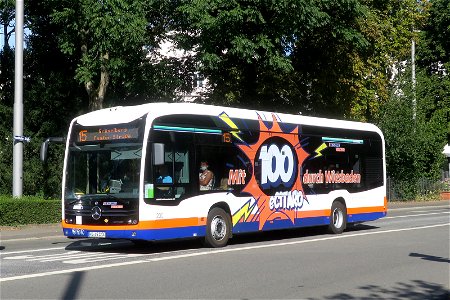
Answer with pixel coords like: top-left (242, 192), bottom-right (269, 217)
top-left (296, 210), bottom-right (330, 218)
top-left (62, 217), bottom-right (206, 231)
top-left (347, 206), bottom-right (386, 215)
top-left (233, 210), bottom-right (330, 224)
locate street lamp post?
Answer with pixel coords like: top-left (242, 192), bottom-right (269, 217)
top-left (411, 36), bottom-right (416, 122)
top-left (13, 0), bottom-right (24, 197)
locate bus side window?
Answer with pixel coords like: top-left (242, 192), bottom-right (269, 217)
top-left (196, 144), bottom-right (249, 193)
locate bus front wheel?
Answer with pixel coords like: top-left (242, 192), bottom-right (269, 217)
top-left (204, 207), bottom-right (231, 248)
top-left (328, 201), bottom-right (347, 234)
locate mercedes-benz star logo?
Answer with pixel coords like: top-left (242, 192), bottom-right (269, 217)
top-left (91, 206), bottom-right (102, 220)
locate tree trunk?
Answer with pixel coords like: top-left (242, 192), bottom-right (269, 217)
top-left (2, 20), bottom-right (8, 51)
top-left (86, 52), bottom-right (110, 112)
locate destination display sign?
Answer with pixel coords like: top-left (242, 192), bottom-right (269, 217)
top-left (77, 127), bottom-right (139, 142)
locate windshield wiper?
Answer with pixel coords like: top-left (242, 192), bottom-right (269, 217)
top-left (67, 199), bottom-right (80, 205)
top-left (105, 193), bottom-right (119, 199)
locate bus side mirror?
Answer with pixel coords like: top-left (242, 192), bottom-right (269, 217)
top-left (40, 137), bottom-right (66, 162)
top-left (40, 140), bottom-right (49, 162)
top-left (153, 143), bottom-right (165, 166)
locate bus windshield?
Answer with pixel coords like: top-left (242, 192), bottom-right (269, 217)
top-left (65, 142), bottom-right (142, 200)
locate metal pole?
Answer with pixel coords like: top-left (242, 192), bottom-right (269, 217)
top-left (13, 0), bottom-right (24, 197)
top-left (411, 37), bottom-right (416, 121)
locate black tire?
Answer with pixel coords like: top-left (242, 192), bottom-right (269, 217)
top-left (328, 201), bottom-right (347, 234)
top-left (204, 207), bottom-right (231, 248)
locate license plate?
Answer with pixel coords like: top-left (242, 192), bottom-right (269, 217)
top-left (88, 231), bottom-right (106, 238)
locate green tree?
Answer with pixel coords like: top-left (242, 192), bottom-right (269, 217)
top-left (176, 0), bottom-right (426, 120)
top-left (0, 0), bottom-right (15, 51)
top-left (0, 4), bottom-right (14, 194)
top-left (418, 0), bottom-right (450, 143)
top-left (379, 68), bottom-right (447, 199)
top-left (51, 0), bottom-right (149, 111)
top-left (21, 1), bottom-right (89, 197)
top-left (0, 53), bottom-right (13, 194)
top-left (378, 0), bottom-right (448, 199)
top-left (419, 0), bottom-right (450, 73)
top-left (177, 0), bottom-right (372, 116)
top-left (345, 0), bottom-right (430, 122)
top-left (288, 0), bottom-right (370, 117)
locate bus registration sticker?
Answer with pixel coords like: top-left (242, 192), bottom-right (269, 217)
top-left (88, 231), bottom-right (106, 238)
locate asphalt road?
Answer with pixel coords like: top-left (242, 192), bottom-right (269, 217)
top-left (1, 202), bottom-right (449, 299)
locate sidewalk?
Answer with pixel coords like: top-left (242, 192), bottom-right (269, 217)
top-left (0, 223), bottom-right (62, 241)
top-left (388, 199), bottom-right (449, 209)
top-left (0, 200), bottom-right (448, 241)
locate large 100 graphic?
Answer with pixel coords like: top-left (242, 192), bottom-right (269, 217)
top-left (219, 112), bottom-right (361, 230)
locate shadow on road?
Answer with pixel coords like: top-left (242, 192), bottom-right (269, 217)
top-left (315, 280), bottom-right (449, 300)
top-left (409, 252), bottom-right (450, 263)
top-left (61, 271), bottom-right (85, 300)
top-left (64, 223), bottom-right (379, 254)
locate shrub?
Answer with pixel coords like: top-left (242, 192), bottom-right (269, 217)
top-left (0, 195), bottom-right (60, 226)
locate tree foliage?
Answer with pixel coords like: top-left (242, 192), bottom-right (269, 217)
top-left (51, 0), bottom-right (149, 111)
top-left (379, 0), bottom-right (449, 198)
top-left (0, 0), bottom-right (448, 198)
top-left (349, 0), bottom-right (429, 122)
top-left (380, 68), bottom-right (447, 182)
top-left (0, 0), bottom-right (15, 50)
top-left (419, 0), bottom-right (450, 73)
top-left (177, 0), bottom-right (372, 116)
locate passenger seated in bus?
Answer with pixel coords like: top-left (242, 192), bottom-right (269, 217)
top-left (220, 177), bottom-right (233, 191)
top-left (199, 161), bottom-right (214, 191)
top-left (156, 165), bottom-right (173, 184)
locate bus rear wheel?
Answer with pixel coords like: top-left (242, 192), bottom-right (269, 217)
top-left (204, 207), bottom-right (231, 248)
top-left (328, 201), bottom-right (347, 234)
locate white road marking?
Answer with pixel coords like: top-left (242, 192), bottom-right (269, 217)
top-left (4, 251), bottom-right (82, 260)
top-left (0, 235), bottom-right (63, 242)
top-left (3, 250), bottom-right (148, 264)
top-left (64, 253), bottom-right (146, 264)
top-left (389, 205), bottom-right (449, 211)
top-left (0, 247), bottom-right (66, 255)
top-left (409, 210), bottom-right (443, 213)
top-left (27, 252), bottom-right (113, 262)
top-left (385, 211), bottom-right (450, 219)
top-left (1, 223), bottom-right (448, 283)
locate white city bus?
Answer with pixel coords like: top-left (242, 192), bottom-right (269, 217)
top-left (48, 103), bottom-right (386, 247)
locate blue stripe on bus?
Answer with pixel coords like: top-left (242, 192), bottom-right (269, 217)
top-left (63, 212), bottom-right (385, 241)
top-left (154, 125), bottom-right (222, 134)
top-left (347, 211), bottom-right (386, 223)
top-left (63, 226), bottom-right (206, 240)
top-left (322, 137), bottom-right (363, 144)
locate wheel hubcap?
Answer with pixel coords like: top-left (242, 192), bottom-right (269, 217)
top-left (211, 216), bottom-right (226, 241)
top-left (333, 208), bottom-right (343, 228)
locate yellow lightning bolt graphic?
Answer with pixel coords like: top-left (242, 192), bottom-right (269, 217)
top-left (313, 143), bottom-right (327, 158)
top-left (219, 112), bottom-right (244, 142)
top-left (232, 200), bottom-right (256, 226)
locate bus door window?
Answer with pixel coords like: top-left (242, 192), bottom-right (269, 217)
top-left (145, 129), bottom-right (194, 200)
top-left (155, 143), bottom-right (174, 199)
top-left (173, 147), bottom-right (190, 197)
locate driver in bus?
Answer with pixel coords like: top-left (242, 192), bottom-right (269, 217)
top-left (199, 161), bottom-right (214, 191)
top-left (156, 165), bottom-right (173, 184)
